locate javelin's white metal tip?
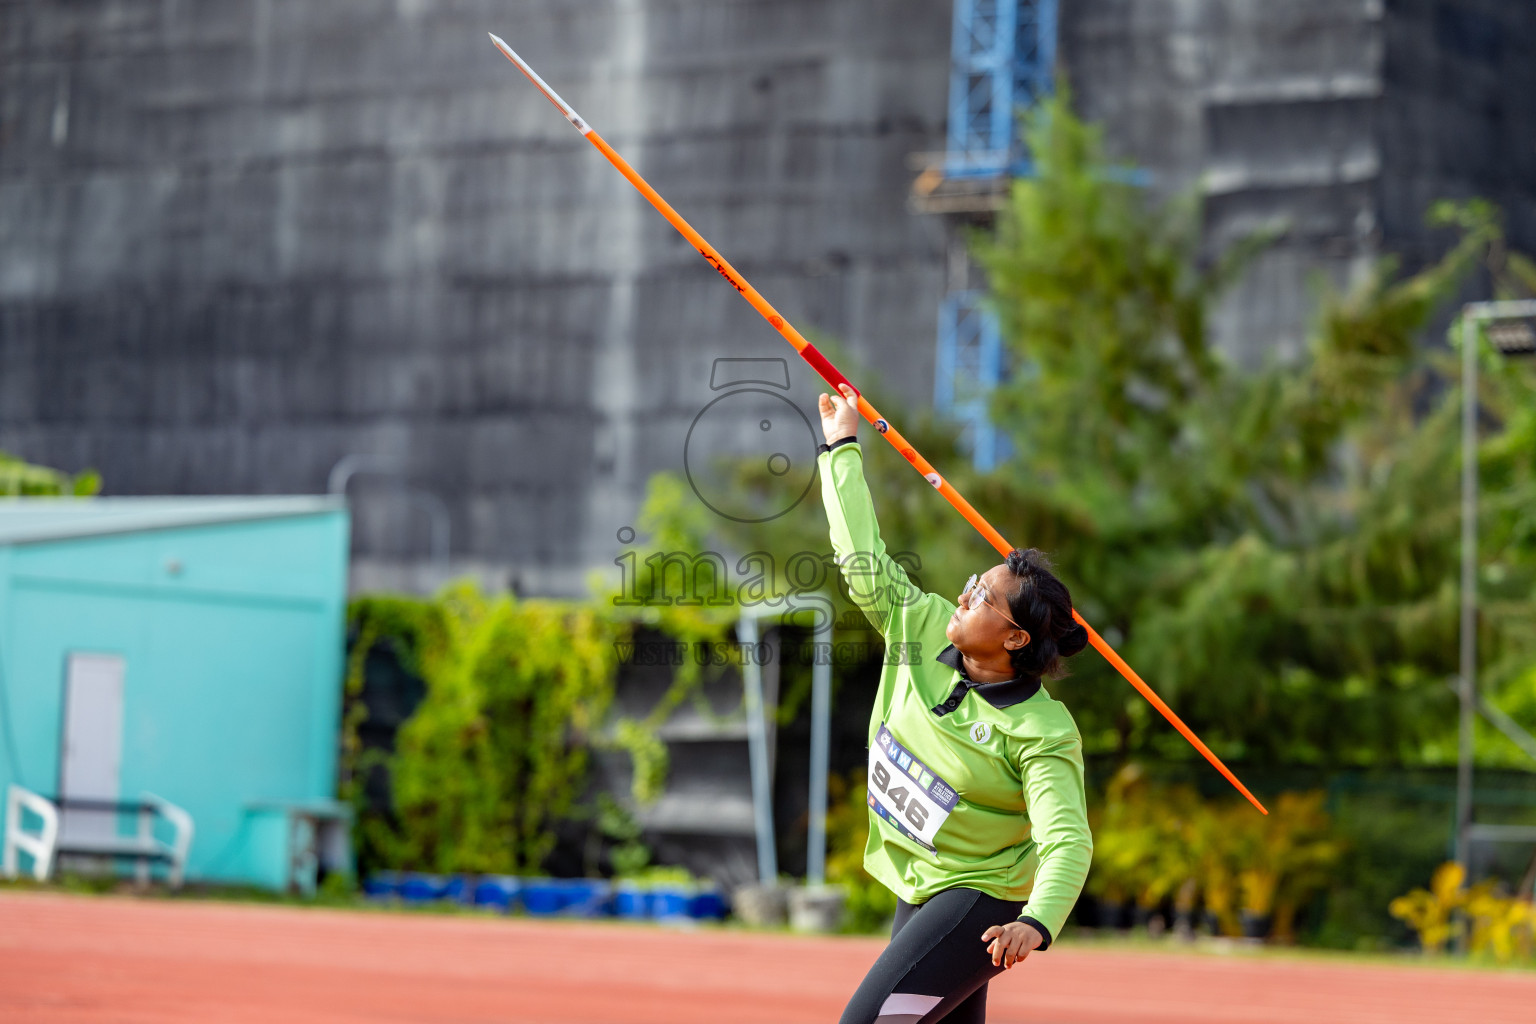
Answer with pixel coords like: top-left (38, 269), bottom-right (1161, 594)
top-left (487, 33), bottom-right (525, 73)
top-left (486, 30), bottom-right (592, 135)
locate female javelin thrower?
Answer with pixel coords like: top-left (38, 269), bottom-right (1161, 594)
top-left (817, 384), bottom-right (1093, 1024)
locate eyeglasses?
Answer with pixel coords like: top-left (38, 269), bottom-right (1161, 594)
top-left (959, 573), bottom-right (1026, 632)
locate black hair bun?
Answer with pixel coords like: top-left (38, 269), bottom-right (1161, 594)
top-left (1000, 546), bottom-right (1083, 679)
top-left (1057, 621), bottom-right (1089, 659)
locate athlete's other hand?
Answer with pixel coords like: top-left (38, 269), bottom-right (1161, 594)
top-left (981, 920), bottom-right (1043, 969)
top-left (817, 383), bottom-right (860, 445)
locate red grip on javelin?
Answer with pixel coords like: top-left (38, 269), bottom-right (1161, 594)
top-left (800, 342), bottom-right (858, 401)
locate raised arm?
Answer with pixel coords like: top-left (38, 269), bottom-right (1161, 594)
top-left (817, 385), bottom-right (926, 637)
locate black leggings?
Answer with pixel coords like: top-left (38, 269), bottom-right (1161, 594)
top-left (839, 888), bottom-right (1025, 1024)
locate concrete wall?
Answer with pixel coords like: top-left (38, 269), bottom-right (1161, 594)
top-left (1060, 0), bottom-right (1385, 367)
top-left (1378, 0), bottom-right (1536, 268)
top-left (0, 0), bottom-right (951, 595)
top-left (4, 1), bottom-right (1532, 596)
top-left (1060, 0), bottom-right (1535, 366)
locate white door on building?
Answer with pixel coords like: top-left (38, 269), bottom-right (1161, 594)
top-left (58, 652), bottom-right (126, 843)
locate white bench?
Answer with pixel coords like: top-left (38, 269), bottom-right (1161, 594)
top-left (2, 785), bottom-right (59, 880)
top-left (3, 785), bottom-right (194, 888)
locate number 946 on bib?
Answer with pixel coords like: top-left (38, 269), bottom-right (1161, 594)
top-left (868, 723), bottom-right (959, 852)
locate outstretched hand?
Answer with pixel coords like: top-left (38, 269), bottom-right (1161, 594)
top-left (818, 383), bottom-right (861, 445)
top-left (981, 920), bottom-right (1043, 969)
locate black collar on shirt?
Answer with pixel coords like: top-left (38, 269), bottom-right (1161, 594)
top-left (930, 644), bottom-right (1041, 716)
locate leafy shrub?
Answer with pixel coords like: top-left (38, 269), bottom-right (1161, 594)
top-left (824, 769), bottom-right (897, 933)
top-left (1391, 862), bottom-right (1536, 962)
top-left (1086, 765), bottom-right (1342, 941)
top-left (345, 582), bottom-right (626, 874)
top-left (0, 451), bottom-right (100, 496)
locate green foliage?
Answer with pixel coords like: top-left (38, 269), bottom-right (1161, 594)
top-left (824, 768), bottom-right (897, 933)
top-left (1391, 861), bottom-right (1536, 962)
top-left (593, 793), bottom-right (652, 877)
top-left (620, 864), bottom-right (700, 887)
top-left (964, 89), bottom-right (1536, 768)
top-left (1088, 765), bottom-right (1342, 942)
top-left (340, 462), bottom-right (764, 876)
top-left (343, 561), bottom-right (743, 876)
top-left (341, 593), bottom-right (447, 871)
top-left (345, 582), bottom-right (627, 875)
top-left (0, 451), bottom-right (101, 496)
top-left (588, 472), bottom-right (754, 800)
top-left (976, 82), bottom-right (1241, 490)
top-left (1389, 861), bottom-right (1467, 955)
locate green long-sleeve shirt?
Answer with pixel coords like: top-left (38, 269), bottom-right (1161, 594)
top-left (818, 439), bottom-right (1093, 946)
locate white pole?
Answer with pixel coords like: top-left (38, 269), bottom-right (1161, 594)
top-left (740, 613), bottom-right (777, 885)
top-left (806, 611), bottom-right (832, 886)
top-left (1455, 309), bottom-right (1477, 873)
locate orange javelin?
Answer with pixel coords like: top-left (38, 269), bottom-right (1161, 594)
top-left (488, 33), bottom-right (1266, 816)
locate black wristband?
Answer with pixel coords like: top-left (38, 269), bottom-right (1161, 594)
top-left (816, 436), bottom-right (859, 456)
top-left (1017, 915), bottom-right (1054, 951)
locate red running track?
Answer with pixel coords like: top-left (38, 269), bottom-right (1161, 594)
top-left (2, 891), bottom-right (1533, 1023)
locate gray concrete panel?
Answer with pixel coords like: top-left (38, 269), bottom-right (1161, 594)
top-left (4, 0), bottom-right (1531, 597)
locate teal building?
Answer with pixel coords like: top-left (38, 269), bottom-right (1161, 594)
top-left (0, 498), bottom-right (351, 890)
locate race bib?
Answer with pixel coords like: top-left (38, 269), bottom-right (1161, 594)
top-left (868, 723), bottom-right (959, 852)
